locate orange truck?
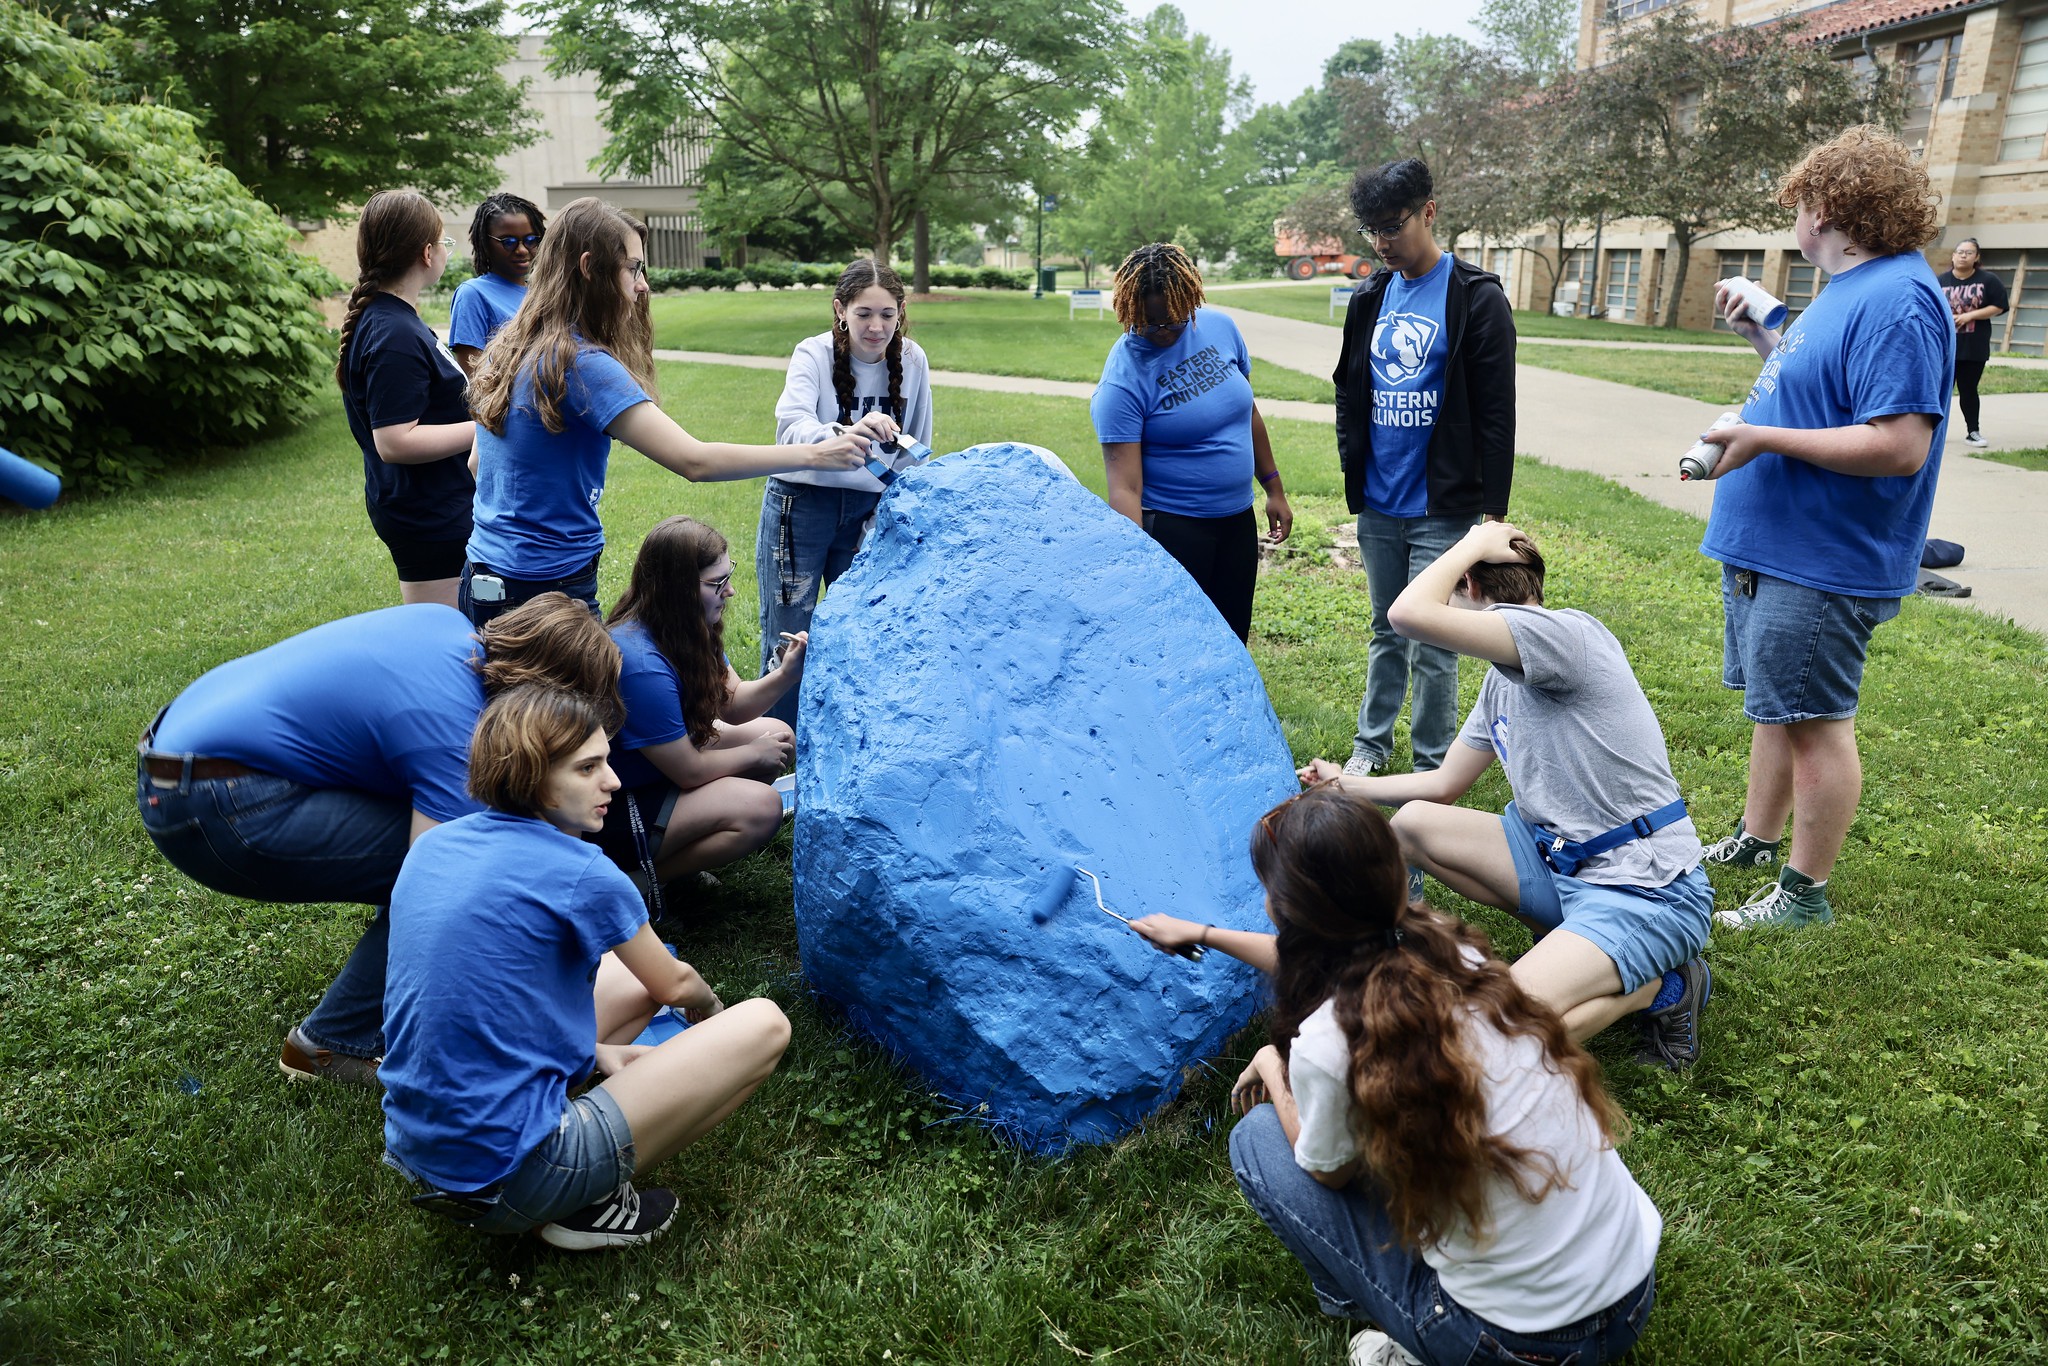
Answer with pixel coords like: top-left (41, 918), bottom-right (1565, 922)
top-left (1276, 224), bottom-right (1374, 280)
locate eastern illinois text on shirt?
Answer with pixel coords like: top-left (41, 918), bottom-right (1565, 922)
top-left (1155, 345), bottom-right (1236, 412)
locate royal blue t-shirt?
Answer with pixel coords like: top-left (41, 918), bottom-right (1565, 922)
top-left (1089, 308), bottom-right (1256, 517)
top-left (449, 272), bottom-right (527, 353)
top-left (610, 620), bottom-right (697, 790)
top-left (341, 292), bottom-right (476, 541)
top-left (1364, 253), bottom-right (1453, 518)
top-left (468, 347), bottom-right (651, 578)
top-left (152, 605), bottom-right (489, 823)
top-left (1702, 251), bottom-right (1953, 599)
top-left (381, 810), bottom-right (647, 1192)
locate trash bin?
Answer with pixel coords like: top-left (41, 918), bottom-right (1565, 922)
top-left (1038, 267), bottom-right (1060, 294)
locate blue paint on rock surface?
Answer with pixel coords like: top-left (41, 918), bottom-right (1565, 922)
top-left (794, 443), bottom-right (1297, 1152)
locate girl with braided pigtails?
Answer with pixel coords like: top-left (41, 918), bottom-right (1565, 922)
top-left (336, 189), bottom-right (477, 608)
top-left (450, 192), bottom-right (547, 380)
top-left (756, 259), bottom-right (934, 727)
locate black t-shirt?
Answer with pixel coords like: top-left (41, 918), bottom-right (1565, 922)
top-left (341, 293), bottom-right (476, 541)
top-left (1938, 269), bottom-right (2009, 364)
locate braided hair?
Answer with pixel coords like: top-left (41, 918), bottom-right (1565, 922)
top-left (335, 189), bottom-right (445, 389)
top-left (829, 259), bottom-right (909, 426)
top-left (1110, 242), bottom-right (1204, 331)
top-left (467, 192), bottom-right (548, 281)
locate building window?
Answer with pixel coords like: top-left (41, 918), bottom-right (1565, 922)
top-left (1899, 33), bottom-right (1963, 153)
top-left (1488, 247), bottom-right (1515, 298)
top-left (1998, 14), bottom-right (2048, 162)
top-left (1714, 250), bottom-right (1766, 332)
top-left (1785, 262), bottom-right (1829, 320)
top-left (1608, 0), bottom-right (1679, 20)
top-left (1557, 248), bottom-right (1594, 314)
top-left (1603, 249), bottom-right (1643, 321)
top-left (1978, 249), bottom-right (2044, 354)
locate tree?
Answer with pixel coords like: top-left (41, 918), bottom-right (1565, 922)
top-left (72, 0), bottom-right (534, 222)
top-left (0, 3), bottom-right (336, 491)
top-left (1476, 0), bottom-right (1578, 84)
top-left (1575, 8), bottom-right (1907, 325)
top-left (543, 0), bottom-right (1124, 291)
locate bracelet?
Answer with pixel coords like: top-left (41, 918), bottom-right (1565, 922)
top-left (1198, 924), bottom-right (1212, 946)
top-left (1257, 469), bottom-right (1280, 488)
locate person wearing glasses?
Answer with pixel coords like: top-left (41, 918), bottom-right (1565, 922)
top-left (1334, 157), bottom-right (1516, 784)
top-left (1090, 242), bottom-right (1292, 643)
top-left (462, 197), bottom-right (871, 626)
top-left (450, 192), bottom-right (548, 380)
top-left (595, 516), bottom-right (801, 900)
top-left (336, 189), bottom-right (478, 608)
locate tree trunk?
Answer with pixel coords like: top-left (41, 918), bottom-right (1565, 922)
top-left (733, 235), bottom-right (749, 269)
top-left (913, 209), bottom-right (931, 293)
top-left (1661, 233), bottom-right (1691, 328)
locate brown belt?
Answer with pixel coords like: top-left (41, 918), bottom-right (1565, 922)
top-left (143, 755), bottom-right (257, 781)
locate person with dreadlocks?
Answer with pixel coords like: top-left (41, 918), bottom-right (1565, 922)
top-left (756, 258), bottom-right (934, 727)
top-left (336, 189), bottom-right (477, 608)
top-left (450, 192), bottom-right (548, 380)
top-left (463, 198), bottom-right (869, 627)
top-left (1090, 242), bottom-right (1291, 643)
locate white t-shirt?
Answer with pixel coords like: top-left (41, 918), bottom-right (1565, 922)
top-left (773, 331), bottom-right (934, 491)
top-left (1288, 994), bottom-right (1661, 1332)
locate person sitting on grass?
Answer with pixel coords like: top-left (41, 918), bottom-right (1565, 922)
top-left (1182, 784), bottom-right (1661, 1366)
top-left (596, 516), bottom-right (805, 906)
top-left (380, 685), bottom-right (791, 1251)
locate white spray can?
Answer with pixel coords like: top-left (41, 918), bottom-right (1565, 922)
top-left (1679, 412), bottom-right (1743, 481)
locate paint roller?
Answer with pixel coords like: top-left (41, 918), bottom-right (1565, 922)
top-left (0, 447), bottom-right (61, 510)
top-left (1026, 862), bottom-right (1203, 961)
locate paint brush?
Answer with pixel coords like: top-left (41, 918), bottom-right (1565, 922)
top-left (1075, 866), bottom-right (1203, 961)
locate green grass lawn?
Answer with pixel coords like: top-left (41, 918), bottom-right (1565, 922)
top-left (1520, 345), bottom-right (2048, 406)
top-left (5, 365), bottom-right (2047, 1362)
top-left (1216, 284), bottom-right (1754, 348)
top-left (647, 289), bottom-right (1337, 405)
top-left (1970, 447), bottom-right (2048, 472)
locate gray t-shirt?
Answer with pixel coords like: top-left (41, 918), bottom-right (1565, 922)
top-left (1456, 605), bottom-right (1701, 887)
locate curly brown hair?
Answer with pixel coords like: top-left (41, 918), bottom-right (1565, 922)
top-left (1776, 125), bottom-right (1941, 256)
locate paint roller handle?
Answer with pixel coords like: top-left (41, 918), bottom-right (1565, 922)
top-left (1127, 912), bottom-right (1212, 961)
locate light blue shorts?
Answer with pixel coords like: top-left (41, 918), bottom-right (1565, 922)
top-left (1502, 803), bottom-right (1712, 994)
top-left (387, 1086), bottom-right (637, 1236)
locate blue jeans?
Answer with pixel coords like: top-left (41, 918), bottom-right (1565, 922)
top-left (1720, 566), bottom-right (1900, 724)
top-left (135, 755), bottom-right (409, 1058)
top-left (756, 479), bottom-right (881, 727)
top-left (1230, 1105), bottom-right (1655, 1365)
top-left (1355, 510), bottom-right (1478, 771)
top-left (458, 553), bottom-right (602, 628)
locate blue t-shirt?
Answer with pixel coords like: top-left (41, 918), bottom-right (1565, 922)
top-left (468, 347), bottom-right (651, 578)
top-left (1364, 253), bottom-right (1453, 518)
top-left (449, 272), bottom-right (527, 353)
top-left (152, 605), bottom-right (489, 823)
top-left (1089, 308), bottom-right (1256, 517)
top-left (381, 810), bottom-right (647, 1192)
top-left (1702, 251), bottom-right (1954, 599)
top-left (610, 620), bottom-right (698, 791)
top-left (341, 292), bottom-right (476, 541)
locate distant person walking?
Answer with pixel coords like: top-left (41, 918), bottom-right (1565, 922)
top-left (1333, 158), bottom-right (1515, 780)
top-left (1091, 242), bottom-right (1292, 643)
top-left (1937, 237), bottom-right (2007, 447)
top-left (450, 192), bottom-right (548, 380)
top-left (336, 189), bottom-right (477, 609)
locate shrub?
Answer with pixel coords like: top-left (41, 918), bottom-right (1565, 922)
top-left (975, 266), bottom-right (1029, 290)
top-left (743, 263), bottom-right (797, 289)
top-left (0, 4), bottom-right (338, 493)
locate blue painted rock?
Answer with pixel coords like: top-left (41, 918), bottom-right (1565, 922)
top-left (793, 443), bottom-right (1297, 1152)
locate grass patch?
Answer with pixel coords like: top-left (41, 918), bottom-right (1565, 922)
top-left (1217, 285), bottom-right (1753, 348)
top-left (1520, 345), bottom-right (2048, 406)
top-left (647, 288), bottom-right (1337, 405)
top-left (5, 366), bottom-right (2048, 1362)
top-left (1966, 447), bottom-right (2048, 472)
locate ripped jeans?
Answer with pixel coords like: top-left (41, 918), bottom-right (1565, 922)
top-left (755, 478), bottom-right (881, 728)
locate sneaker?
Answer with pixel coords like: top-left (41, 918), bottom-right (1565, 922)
top-left (1634, 956), bottom-right (1711, 1071)
top-left (1713, 877), bottom-right (1832, 931)
top-left (1703, 823), bottom-right (1779, 869)
top-left (279, 1027), bottom-right (382, 1089)
top-left (1342, 753), bottom-right (1385, 778)
top-left (537, 1182), bottom-right (678, 1251)
top-left (1349, 1330), bottom-right (1423, 1366)
top-left (1964, 430), bottom-right (1988, 447)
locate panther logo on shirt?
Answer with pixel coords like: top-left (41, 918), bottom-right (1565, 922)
top-left (1488, 713), bottom-right (1512, 760)
top-left (1370, 311), bottom-right (1439, 387)
top-left (588, 487), bottom-right (602, 510)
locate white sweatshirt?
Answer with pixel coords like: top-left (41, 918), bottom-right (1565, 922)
top-left (772, 331), bottom-right (935, 490)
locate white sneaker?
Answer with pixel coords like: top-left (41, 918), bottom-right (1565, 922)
top-left (1342, 754), bottom-right (1384, 778)
top-left (1349, 1330), bottom-right (1423, 1366)
top-left (1964, 430), bottom-right (1988, 447)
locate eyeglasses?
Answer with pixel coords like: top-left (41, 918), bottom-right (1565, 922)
top-left (1129, 318), bottom-right (1187, 341)
top-left (625, 260), bottom-right (647, 279)
top-left (702, 570), bottom-right (733, 594)
top-left (492, 233), bottom-right (544, 250)
top-left (1355, 209), bottom-right (1417, 243)
top-left (437, 236), bottom-right (455, 249)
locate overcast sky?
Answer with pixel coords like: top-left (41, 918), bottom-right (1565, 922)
top-left (1146, 0), bottom-right (1493, 109)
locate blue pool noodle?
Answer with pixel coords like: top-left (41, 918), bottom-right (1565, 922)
top-left (0, 448), bottom-right (61, 509)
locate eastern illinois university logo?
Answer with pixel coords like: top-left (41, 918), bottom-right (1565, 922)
top-left (1370, 312), bottom-right (1439, 388)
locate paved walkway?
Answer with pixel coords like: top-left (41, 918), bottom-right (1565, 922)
top-left (659, 324), bottom-right (2048, 637)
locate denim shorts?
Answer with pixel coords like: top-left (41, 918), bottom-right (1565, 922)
top-left (1502, 804), bottom-right (1712, 994)
top-left (389, 1087), bottom-right (637, 1236)
top-left (1721, 567), bottom-right (1900, 724)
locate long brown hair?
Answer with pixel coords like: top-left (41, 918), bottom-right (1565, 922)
top-left (605, 517), bottom-right (731, 747)
top-left (468, 197), bottom-right (655, 436)
top-left (829, 259), bottom-right (908, 427)
top-left (335, 189), bottom-right (443, 388)
top-left (1256, 784), bottom-right (1626, 1252)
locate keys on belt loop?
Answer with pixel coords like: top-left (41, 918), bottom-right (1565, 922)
top-left (1735, 568), bottom-right (1757, 597)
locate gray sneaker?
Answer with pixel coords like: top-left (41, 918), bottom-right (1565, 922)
top-left (1342, 753), bottom-right (1385, 778)
top-left (1703, 824), bottom-right (1780, 869)
top-left (1964, 430), bottom-right (1988, 448)
top-left (1634, 957), bottom-right (1710, 1071)
top-left (279, 1027), bottom-right (382, 1089)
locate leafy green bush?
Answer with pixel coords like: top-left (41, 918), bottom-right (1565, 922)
top-left (742, 263), bottom-right (798, 289)
top-left (0, 4), bottom-right (338, 493)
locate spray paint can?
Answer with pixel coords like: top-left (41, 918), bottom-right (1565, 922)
top-left (1721, 277), bottom-right (1788, 331)
top-left (1679, 412), bottom-right (1743, 481)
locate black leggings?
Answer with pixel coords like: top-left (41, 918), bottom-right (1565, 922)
top-left (1142, 506), bottom-right (1258, 642)
top-left (1955, 353), bottom-right (1987, 433)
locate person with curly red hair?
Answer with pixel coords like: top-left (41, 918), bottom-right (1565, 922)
top-left (1690, 125), bottom-right (1954, 931)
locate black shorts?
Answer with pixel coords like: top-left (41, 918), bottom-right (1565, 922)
top-left (379, 532), bottom-right (469, 583)
top-left (589, 781), bottom-right (681, 879)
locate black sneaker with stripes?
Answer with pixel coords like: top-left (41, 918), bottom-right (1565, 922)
top-left (538, 1182), bottom-right (678, 1251)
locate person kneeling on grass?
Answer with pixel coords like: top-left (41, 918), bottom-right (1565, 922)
top-left (596, 516), bottom-right (803, 906)
top-left (1323, 522), bottom-right (1712, 1068)
top-left (1149, 785), bottom-right (1660, 1366)
top-left (379, 685), bottom-right (790, 1250)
